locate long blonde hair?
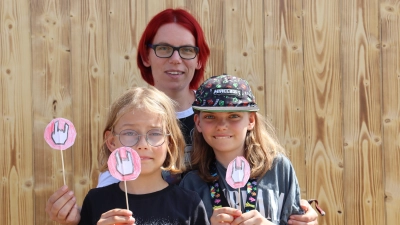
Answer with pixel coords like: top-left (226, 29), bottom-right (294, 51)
top-left (98, 86), bottom-right (186, 173)
top-left (190, 111), bottom-right (285, 182)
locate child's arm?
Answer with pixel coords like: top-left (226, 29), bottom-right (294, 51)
top-left (288, 200), bottom-right (318, 224)
top-left (279, 157), bottom-right (316, 224)
top-left (45, 185), bottom-right (81, 225)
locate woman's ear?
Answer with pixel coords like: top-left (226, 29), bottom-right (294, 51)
top-left (194, 114), bottom-right (202, 132)
top-left (247, 112), bottom-right (256, 130)
top-left (196, 61), bottom-right (202, 70)
top-left (104, 130), bottom-right (117, 152)
top-left (141, 55), bottom-right (151, 67)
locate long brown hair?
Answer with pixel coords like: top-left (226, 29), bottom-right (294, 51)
top-left (190, 111), bottom-right (286, 182)
top-left (98, 86), bottom-right (186, 173)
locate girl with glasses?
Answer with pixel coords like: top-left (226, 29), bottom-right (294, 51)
top-left (78, 86), bottom-right (209, 225)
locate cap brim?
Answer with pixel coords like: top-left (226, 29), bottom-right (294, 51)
top-left (192, 106), bottom-right (259, 112)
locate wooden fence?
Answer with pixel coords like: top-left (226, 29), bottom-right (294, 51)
top-left (1, 0), bottom-right (399, 224)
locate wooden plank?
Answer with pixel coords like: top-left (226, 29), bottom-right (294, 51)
top-left (0, 1), bottom-right (33, 224)
top-left (30, 0), bottom-right (72, 224)
top-left (263, 0), bottom-right (307, 197)
top-left (380, 1), bottom-right (400, 224)
top-left (224, 0), bottom-right (265, 115)
top-left (69, 0), bottom-right (110, 208)
top-left (303, 0), bottom-right (343, 224)
top-left (108, 0), bottom-right (147, 101)
top-left (341, 0), bottom-right (385, 224)
top-left (185, 0), bottom-right (226, 80)
top-left (147, 0), bottom-right (186, 18)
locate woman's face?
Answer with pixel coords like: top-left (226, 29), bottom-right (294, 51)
top-left (142, 23), bottom-right (202, 93)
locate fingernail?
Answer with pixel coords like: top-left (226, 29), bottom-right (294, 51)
top-left (61, 185), bottom-right (68, 191)
top-left (68, 191), bottom-right (74, 196)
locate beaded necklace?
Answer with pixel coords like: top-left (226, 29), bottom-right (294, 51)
top-left (208, 160), bottom-right (258, 212)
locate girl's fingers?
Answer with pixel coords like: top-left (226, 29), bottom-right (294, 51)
top-left (97, 209), bottom-right (135, 225)
top-left (210, 207), bottom-right (242, 225)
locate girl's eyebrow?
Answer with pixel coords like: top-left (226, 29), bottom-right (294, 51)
top-left (119, 123), bottom-right (162, 129)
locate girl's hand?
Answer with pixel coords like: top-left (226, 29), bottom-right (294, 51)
top-left (210, 207), bottom-right (242, 225)
top-left (230, 210), bottom-right (274, 225)
top-left (288, 199), bottom-right (318, 225)
top-left (45, 185), bottom-right (81, 225)
top-left (97, 209), bottom-right (135, 225)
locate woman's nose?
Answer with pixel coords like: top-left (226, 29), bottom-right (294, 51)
top-left (168, 50), bottom-right (182, 64)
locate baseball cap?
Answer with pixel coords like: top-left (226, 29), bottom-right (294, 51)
top-left (192, 75), bottom-right (259, 112)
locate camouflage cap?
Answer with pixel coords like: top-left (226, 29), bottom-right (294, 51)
top-left (192, 75), bottom-right (259, 112)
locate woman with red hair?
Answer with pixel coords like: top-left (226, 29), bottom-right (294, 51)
top-left (96, 8), bottom-right (210, 188)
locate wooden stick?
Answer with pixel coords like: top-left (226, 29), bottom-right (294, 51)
top-left (238, 188), bottom-right (241, 211)
top-left (60, 149), bottom-right (66, 185)
top-left (124, 180), bottom-right (129, 210)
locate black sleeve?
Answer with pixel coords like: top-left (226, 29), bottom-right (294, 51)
top-left (78, 192), bottom-right (94, 225)
top-left (191, 195), bottom-right (210, 225)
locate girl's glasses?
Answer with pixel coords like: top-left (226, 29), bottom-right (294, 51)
top-left (113, 129), bottom-right (170, 147)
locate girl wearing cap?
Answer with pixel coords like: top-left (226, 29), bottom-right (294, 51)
top-left (180, 75), bottom-right (305, 224)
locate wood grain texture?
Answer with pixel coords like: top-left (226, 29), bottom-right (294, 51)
top-left (30, 0), bottom-right (72, 224)
top-left (109, 0), bottom-right (147, 102)
top-left (263, 0), bottom-right (307, 196)
top-left (69, 0), bottom-right (109, 212)
top-left (380, 0), bottom-right (400, 224)
top-left (185, 0), bottom-right (226, 79)
top-left (1, 0), bottom-right (34, 224)
top-left (303, 0), bottom-right (344, 224)
top-left (341, 0), bottom-right (385, 224)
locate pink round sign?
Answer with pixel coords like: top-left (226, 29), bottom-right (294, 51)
top-left (226, 156), bottom-right (251, 189)
top-left (108, 147), bottom-right (141, 181)
top-left (44, 118), bottom-right (77, 150)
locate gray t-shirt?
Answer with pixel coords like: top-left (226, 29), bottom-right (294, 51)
top-left (179, 154), bottom-right (304, 225)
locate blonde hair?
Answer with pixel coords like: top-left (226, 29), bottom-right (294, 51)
top-left (191, 111), bottom-right (285, 182)
top-left (98, 86), bottom-right (186, 173)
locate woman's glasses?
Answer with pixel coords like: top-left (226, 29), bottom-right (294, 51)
top-left (113, 129), bottom-right (170, 147)
top-left (148, 44), bottom-right (199, 59)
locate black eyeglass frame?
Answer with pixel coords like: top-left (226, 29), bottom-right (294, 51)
top-left (147, 44), bottom-right (199, 60)
top-left (112, 129), bottom-right (171, 147)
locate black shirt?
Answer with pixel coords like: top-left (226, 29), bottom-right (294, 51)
top-left (79, 183), bottom-right (209, 225)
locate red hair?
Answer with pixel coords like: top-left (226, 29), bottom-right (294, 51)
top-left (137, 8), bottom-right (210, 89)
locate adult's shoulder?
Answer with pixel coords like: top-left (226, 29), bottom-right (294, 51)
top-left (97, 171), bottom-right (119, 187)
